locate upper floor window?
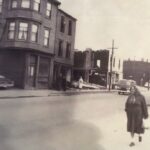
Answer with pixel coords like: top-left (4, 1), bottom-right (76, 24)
top-left (68, 20), bottom-right (72, 35)
top-left (60, 16), bottom-right (65, 33)
top-left (18, 22), bottom-right (28, 40)
top-left (8, 22), bottom-right (16, 40)
top-left (66, 43), bottom-right (71, 58)
top-left (21, 0), bottom-right (30, 8)
top-left (46, 2), bottom-right (51, 17)
top-left (58, 40), bottom-right (63, 57)
top-left (0, 0), bottom-right (3, 13)
top-left (44, 29), bottom-right (50, 46)
top-left (11, 0), bottom-right (18, 8)
top-left (33, 0), bottom-right (40, 11)
top-left (31, 24), bottom-right (38, 42)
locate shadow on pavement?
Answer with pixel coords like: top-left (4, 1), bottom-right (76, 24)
top-left (0, 97), bottom-right (105, 150)
top-left (0, 125), bottom-right (13, 150)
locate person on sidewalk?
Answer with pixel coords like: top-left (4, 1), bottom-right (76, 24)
top-left (78, 76), bottom-right (83, 89)
top-left (125, 86), bottom-right (149, 147)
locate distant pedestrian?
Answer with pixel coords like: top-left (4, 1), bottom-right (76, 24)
top-left (78, 76), bottom-right (83, 89)
top-left (62, 75), bottom-right (67, 91)
top-left (125, 86), bottom-right (148, 147)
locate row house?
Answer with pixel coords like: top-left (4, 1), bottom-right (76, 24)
top-left (0, 0), bottom-right (76, 89)
top-left (53, 9), bottom-right (76, 89)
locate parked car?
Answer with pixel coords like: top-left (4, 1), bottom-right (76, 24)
top-left (0, 75), bottom-right (14, 89)
top-left (117, 79), bottom-right (136, 95)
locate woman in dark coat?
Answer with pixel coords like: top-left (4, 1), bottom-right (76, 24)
top-left (125, 86), bottom-right (148, 147)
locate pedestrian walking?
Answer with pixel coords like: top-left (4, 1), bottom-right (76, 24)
top-left (78, 76), bottom-right (83, 89)
top-left (125, 86), bottom-right (149, 147)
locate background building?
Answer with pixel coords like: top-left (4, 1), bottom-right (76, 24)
top-left (73, 49), bottom-right (123, 87)
top-left (123, 59), bottom-right (150, 86)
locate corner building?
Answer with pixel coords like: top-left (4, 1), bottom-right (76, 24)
top-left (0, 0), bottom-right (61, 89)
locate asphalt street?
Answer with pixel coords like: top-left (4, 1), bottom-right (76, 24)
top-left (0, 91), bottom-right (150, 150)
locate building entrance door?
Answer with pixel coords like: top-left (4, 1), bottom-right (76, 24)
top-left (28, 55), bottom-right (37, 88)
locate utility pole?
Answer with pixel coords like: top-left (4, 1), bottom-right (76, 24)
top-left (108, 40), bottom-right (118, 91)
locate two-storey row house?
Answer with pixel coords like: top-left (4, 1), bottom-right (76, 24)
top-left (0, 0), bottom-right (76, 89)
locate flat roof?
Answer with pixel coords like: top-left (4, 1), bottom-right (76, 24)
top-left (58, 9), bottom-right (77, 21)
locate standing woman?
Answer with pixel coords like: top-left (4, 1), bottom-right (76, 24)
top-left (125, 86), bottom-right (148, 147)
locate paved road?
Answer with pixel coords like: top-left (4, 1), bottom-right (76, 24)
top-left (0, 92), bottom-right (150, 150)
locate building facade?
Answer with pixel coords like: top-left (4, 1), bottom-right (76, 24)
top-left (53, 9), bottom-right (76, 89)
top-left (73, 49), bottom-right (123, 87)
top-left (73, 48), bottom-right (93, 82)
top-left (108, 51), bottom-right (123, 88)
top-left (0, 0), bottom-right (76, 89)
top-left (123, 60), bottom-right (150, 86)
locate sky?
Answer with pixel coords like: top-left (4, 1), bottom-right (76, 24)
top-left (60, 0), bottom-right (150, 60)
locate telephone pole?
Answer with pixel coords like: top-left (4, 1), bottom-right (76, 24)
top-left (108, 40), bottom-right (118, 91)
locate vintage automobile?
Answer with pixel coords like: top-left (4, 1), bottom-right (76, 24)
top-left (0, 75), bottom-right (14, 89)
top-left (117, 79), bottom-right (136, 95)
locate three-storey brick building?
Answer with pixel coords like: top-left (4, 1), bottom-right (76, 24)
top-left (53, 9), bottom-right (76, 89)
top-left (0, 0), bottom-right (76, 89)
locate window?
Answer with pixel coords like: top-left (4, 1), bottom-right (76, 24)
top-left (8, 22), bottom-right (15, 40)
top-left (33, 0), bottom-right (40, 11)
top-left (44, 29), bottom-right (50, 46)
top-left (68, 20), bottom-right (72, 35)
top-left (46, 2), bottom-right (51, 17)
top-left (97, 60), bottom-right (101, 68)
top-left (18, 22), bottom-right (28, 40)
top-left (11, 0), bottom-right (17, 8)
top-left (60, 16), bottom-right (65, 33)
top-left (0, 0), bottom-right (3, 13)
top-left (21, 0), bottom-right (30, 8)
top-left (58, 40), bottom-right (63, 57)
top-left (31, 24), bottom-right (38, 42)
top-left (66, 43), bottom-right (71, 58)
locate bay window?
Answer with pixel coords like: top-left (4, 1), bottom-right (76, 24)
top-left (18, 22), bottom-right (28, 40)
top-left (8, 22), bottom-right (16, 40)
top-left (21, 0), bottom-right (30, 8)
top-left (0, 0), bottom-right (3, 13)
top-left (11, 0), bottom-right (18, 8)
top-left (31, 24), bottom-right (38, 42)
top-left (33, 0), bottom-right (40, 11)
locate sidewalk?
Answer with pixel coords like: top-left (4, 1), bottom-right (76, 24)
top-left (0, 88), bottom-right (116, 99)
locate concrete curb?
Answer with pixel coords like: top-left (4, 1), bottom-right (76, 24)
top-left (0, 89), bottom-right (117, 99)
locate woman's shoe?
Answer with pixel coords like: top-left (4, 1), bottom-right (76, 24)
top-left (129, 142), bottom-right (135, 147)
top-left (139, 136), bottom-right (142, 142)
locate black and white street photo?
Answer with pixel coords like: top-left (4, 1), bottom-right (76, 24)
top-left (0, 0), bottom-right (150, 149)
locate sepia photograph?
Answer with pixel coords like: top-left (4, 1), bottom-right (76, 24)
top-left (0, 0), bottom-right (150, 149)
